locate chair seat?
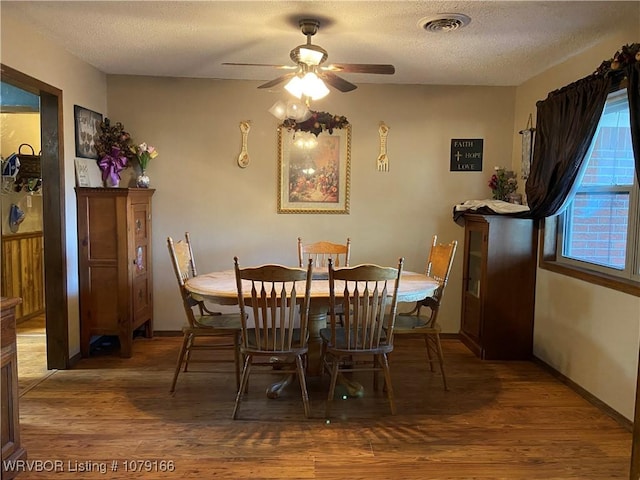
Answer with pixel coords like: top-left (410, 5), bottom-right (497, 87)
top-left (191, 312), bottom-right (243, 331)
top-left (320, 327), bottom-right (393, 354)
top-left (393, 314), bottom-right (441, 334)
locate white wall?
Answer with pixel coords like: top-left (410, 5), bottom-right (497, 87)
top-left (106, 75), bottom-right (516, 334)
top-left (513, 28), bottom-right (640, 420)
top-left (1, 8), bottom-right (108, 356)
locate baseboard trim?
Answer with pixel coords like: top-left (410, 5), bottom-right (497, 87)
top-left (153, 331), bottom-right (183, 337)
top-left (69, 351), bottom-right (82, 367)
top-left (440, 332), bottom-right (461, 340)
top-left (532, 355), bottom-right (632, 432)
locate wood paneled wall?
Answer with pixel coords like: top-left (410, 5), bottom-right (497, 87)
top-left (1, 232), bottom-right (45, 322)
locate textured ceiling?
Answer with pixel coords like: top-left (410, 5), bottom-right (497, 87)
top-left (2, 1), bottom-right (639, 87)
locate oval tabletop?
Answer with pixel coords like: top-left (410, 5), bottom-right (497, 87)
top-left (185, 269), bottom-right (439, 304)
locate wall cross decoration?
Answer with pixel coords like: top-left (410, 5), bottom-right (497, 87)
top-left (450, 139), bottom-right (483, 171)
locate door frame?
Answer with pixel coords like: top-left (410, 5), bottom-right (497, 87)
top-left (1, 64), bottom-right (69, 369)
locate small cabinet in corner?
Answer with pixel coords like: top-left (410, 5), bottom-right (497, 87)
top-left (76, 188), bottom-right (154, 358)
top-left (1, 297), bottom-right (27, 480)
top-left (459, 213), bottom-right (537, 360)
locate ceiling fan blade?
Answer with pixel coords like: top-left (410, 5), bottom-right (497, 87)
top-left (258, 72), bottom-right (297, 89)
top-left (222, 62), bottom-right (297, 70)
top-left (323, 63), bottom-right (396, 75)
top-left (320, 71), bottom-right (357, 92)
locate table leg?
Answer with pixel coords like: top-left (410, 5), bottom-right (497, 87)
top-left (264, 302), bottom-right (326, 398)
top-left (266, 374), bottom-right (293, 399)
top-left (306, 303), bottom-right (327, 376)
top-left (265, 301), bottom-right (364, 398)
top-left (307, 302), bottom-right (364, 398)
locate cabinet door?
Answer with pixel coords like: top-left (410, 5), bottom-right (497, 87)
top-left (461, 221), bottom-right (486, 346)
top-left (131, 202), bottom-right (151, 318)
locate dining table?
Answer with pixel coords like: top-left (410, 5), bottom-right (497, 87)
top-left (185, 267), bottom-right (439, 397)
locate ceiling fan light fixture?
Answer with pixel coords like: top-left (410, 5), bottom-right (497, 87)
top-left (284, 72), bottom-right (329, 101)
top-left (268, 99), bottom-right (311, 121)
top-left (227, 17), bottom-right (394, 96)
top-left (298, 46), bottom-right (326, 66)
top-left (284, 75), bottom-right (304, 98)
top-left (268, 100), bottom-right (288, 120)
top-left (287, 100), bottom-right (311, 121)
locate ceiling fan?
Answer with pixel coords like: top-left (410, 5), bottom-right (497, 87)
top-left (222, 19), bottom-right (395, 97)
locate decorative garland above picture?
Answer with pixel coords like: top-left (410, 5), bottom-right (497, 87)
top-left (282, 111), bottom-right (349, 137)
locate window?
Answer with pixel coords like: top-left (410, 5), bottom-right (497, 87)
top-left (556, 89), bottom-right (639, 282)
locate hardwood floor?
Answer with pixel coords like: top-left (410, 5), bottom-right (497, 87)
top-left (16, 314), bottom-right (52, 396)
top-left (12, 336), bottom-right (631, 479)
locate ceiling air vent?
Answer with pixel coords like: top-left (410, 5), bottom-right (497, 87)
top-left (419, 13), bottom-right (471, 33)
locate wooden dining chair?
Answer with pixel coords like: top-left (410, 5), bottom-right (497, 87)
top-left (320, 258), bottom-right (404, 417)
top-left (167, 234), bottom-right (242, 393)
top-left (394, 235), bottom-right (457, 391)
top-left (298, 237), bottom-right (351, 323)
top-left (298, 237), bottom-right (351, 268)
top-left (232, 257), bottom-right (313, 419)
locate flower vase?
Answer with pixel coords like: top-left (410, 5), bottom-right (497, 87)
top-left (136, 169), bottom-right (150, 188)
top-left (105, 176), bottom-right (120, 188)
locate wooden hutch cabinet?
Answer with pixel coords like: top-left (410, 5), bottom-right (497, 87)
top-left (1, 297), bottom-right (27, 480)
top-left (459, 213), bottom-right (537, 360)
top-left (76, 188), bottom-right (154, 358)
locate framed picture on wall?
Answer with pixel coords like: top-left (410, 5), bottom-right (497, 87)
top-left (277, 125), bottom-right (351, 214)
top-left (74, 105), bottom-right (102, 159)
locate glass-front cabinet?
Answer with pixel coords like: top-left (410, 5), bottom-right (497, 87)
top-left (460, 222), bottom-right (486, 349)
top-left (466, 230), bottom-right (483, 298)
top-left (459, 213), bottom-right (537, 360)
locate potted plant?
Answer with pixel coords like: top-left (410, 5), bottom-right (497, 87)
top-left (488, 166), bottom-right (518, 201)
top-left (129, 142), bottom-right (159, 188)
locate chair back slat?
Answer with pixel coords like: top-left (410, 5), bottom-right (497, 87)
top-left (425, 235), bottom-right (458, 304)
top-left (298, 237), bottom-right (351, 268)
top-left (328, 259), bottom-right (403, 351)
top-left (167, 236), bottom-right (199, 328)
top-left (167, 233), bottom-right (218, 328)
top-left (235, 258), bottom-right (313, 353)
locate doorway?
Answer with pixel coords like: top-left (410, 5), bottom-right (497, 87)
top-left (0, 82), bottom-right (48, 391)
top-left (1, 64), bottom-right (69, 370)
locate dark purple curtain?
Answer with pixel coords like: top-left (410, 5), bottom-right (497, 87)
top-left (525, 75), bottom-right (611, 219)
top-left (627, 62), bottom-right (640, 186)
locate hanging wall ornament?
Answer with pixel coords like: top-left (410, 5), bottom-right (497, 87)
top-left (377, 122), bottom-right (389, 172)
top-left (237, 121), bottom-right (251, 168)
top-left (519, 114), bottom-right (535, 181)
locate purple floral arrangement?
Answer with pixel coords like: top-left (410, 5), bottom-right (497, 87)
top-left (95, 118), bottom-right (134, 186)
